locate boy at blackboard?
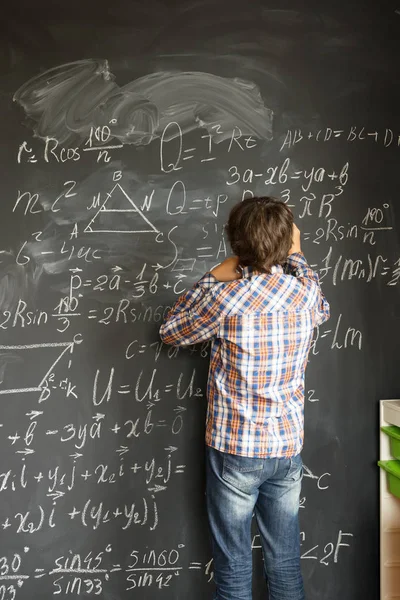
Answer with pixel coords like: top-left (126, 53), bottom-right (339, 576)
top-left (160, 197), bottom-right (330, 600)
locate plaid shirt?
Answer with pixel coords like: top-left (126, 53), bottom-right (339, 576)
top-left (160, 253), bottom-right (330, 458)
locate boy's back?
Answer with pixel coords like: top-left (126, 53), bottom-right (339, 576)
top-left (160, 253), bottom-right (329, 458)
top-left (160, 196), bottom-right (330, 600)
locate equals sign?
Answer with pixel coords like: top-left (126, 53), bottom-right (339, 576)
top-left (156, 420), bottom-right (167, 427)
top-left (46, 430), bottom-right (59, 435)
top-left (164, 385), bottom-right (173, 393)
top-left (34, 569), bottom-right (46, 578)
top-left (320, 329), bottom-right (332, 338)
top-left (83, 280), bottom-right (93, 287)
top-left (118, 385), bottom-right (130, 394)
top-left (175, 465), bottom-right (186, 474)
top-left (88, 310), bottom-right (97, 319)
top-left (110, 565), bottom-right (122, 573)
top-left (183, 148), bottom-right (196, 161)
top-left (189, 562), bottom-right (202, 570)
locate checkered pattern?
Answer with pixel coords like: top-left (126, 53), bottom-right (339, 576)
top-left (160, 253), bottom-right (330, 458)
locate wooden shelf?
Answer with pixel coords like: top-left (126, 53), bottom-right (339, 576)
top-left (380, 400), bottom-right (400, 600)
top-left (383, 400), bottom-right (400, 428)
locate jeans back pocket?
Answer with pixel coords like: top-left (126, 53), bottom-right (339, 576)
top-left (222, 452), bottom-right (264, 494)
top-left (284, 453), bottom-right (303, 482)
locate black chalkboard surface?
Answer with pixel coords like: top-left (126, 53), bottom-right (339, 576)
top-left (1, 1), bottom-right (400, 598)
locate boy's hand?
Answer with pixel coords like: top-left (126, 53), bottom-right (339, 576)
top-left (289, 223), bottom-right (301, 255)
top-left (210, 256), bottom-right (242, 282)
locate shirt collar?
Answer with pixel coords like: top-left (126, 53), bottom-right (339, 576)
top-left (241, 264), bottom-right (284, 278)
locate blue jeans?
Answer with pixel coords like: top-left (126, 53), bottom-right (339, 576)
top-left (206, 446), bottom-right (304, 600)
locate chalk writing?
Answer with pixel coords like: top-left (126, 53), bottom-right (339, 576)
top-left (0, 53), bottom-right (396, 600)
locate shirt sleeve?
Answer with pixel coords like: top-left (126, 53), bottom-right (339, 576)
top-left (159, 272), bottom-right (223, 346)
top-left (285, 252), bottom-right (330, 326)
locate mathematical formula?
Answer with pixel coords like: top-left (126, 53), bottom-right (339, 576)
top-left (0, 56), bottom-right (392, 600)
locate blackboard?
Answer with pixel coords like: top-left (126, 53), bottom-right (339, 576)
top-left (1, 1), bottom-right (400, 598)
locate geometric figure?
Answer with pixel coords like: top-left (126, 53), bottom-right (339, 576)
top-left (84, 183), bottom-right (158, 234)
top-left (0, 340), bottom-right (75, 396)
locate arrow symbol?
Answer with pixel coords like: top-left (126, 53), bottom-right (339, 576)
top-left (146, 402), bottom-right (155, 410)
top-left (152, 263), bottom-right (164, 271)
top-left (16, 448), bottom-right (35, 456)
top-left (112, 266), bottom-right (123, 272)
top-left (174, 406), bottom-right (187, 414)
top-left (302, 465), bottom-right (318, 480)
top-left (26, 410), bottom-right (43, 420)
top-left (164, 446), bottom-right (178, 453)
top-left (69, 267), bottom-right (83, 273)
top-left (148, 484), bottom-right (167, 493)
top-left (70, 452), bottom-right (83, 460)
top-left (116, 446), bottom-right (129, 456)
top-left (47, 490), bottom-right (65, 500)
top-left (93, 413), bottom-right (105, 421)
top-left (174, 274), bottom-right (187, 280)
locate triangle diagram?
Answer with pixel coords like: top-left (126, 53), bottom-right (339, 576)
top-left (84, 183), bottom-right (158, 234)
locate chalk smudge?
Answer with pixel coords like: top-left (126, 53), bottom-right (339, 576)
top-left (0, 353), bottom-right (22, 386)
top-left (0, 251), bottom-right (43, 312)
top-left (14, 59), bottom-right (273, 146)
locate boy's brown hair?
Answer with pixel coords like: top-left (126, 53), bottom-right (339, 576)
top-left (226, 196), bottom-right (293, 273)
